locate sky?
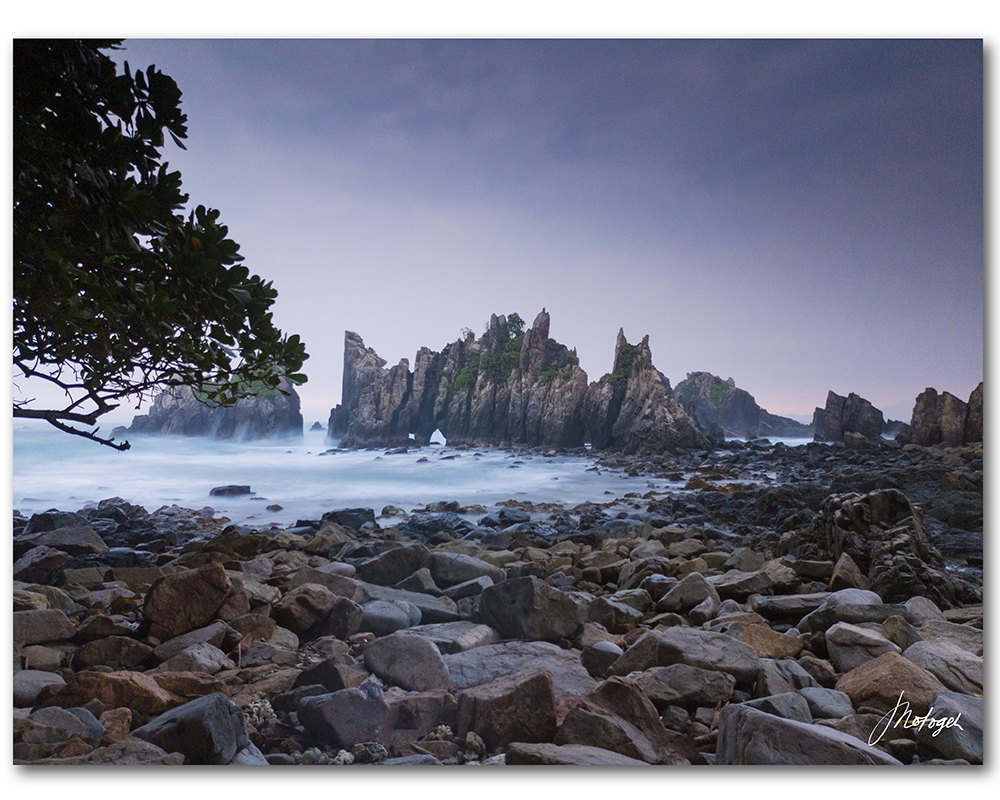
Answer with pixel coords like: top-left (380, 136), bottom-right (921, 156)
top-left (91, 36), bottom-right (982, 427)
top-left (6, 6), bottom-right (988, 433)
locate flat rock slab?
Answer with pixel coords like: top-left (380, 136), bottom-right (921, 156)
top-left (444, 641), bottom-right (596, 696)
top-left (716, 703), bottom-right (902, 765)
top-left (404, 621), bottom-right (502, 654)
top-left (913, 691), bottom-right (983, 764)
top-left (504, 742), bottom-right (650, 765)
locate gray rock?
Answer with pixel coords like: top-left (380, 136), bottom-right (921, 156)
top-left (707, 569), bottom-right (773, 601)
top-left (580, 641), bottom-right (623, 679)
top-left (715, 703), bottom-right (902, 765)
top-left (12, 609), bottom-right (76, 647)
top-left (913, 691), bottom-right (982, 764)
top-left (297, 683), bottom-right (390, 749)
top-left (627, 663), bottom-right (735, 710)
top-left (798, 687), bottom-right (856, 719)
top-left (229, 742), bottom-right (270, 765)
top-left (476, 576), bottom-right (582, 641)
top-left (656, 572), bottom-right (720, 613)
top-left (610, 627), bottom-right (760, 685)
top-left (916, 620), bottom-right (983, 656)
top-left (403, 621), bottom-right (502, 654)
top-left (743, 691), bottom-right (814, 723)
top-left (504, 742), bottom-right (651, 766)
top-left (148, 641), bottom-right (236, 675)
top-left (152, 621), bottom-right (241, 662)
top-left (28, 706), bottom-right (106, 740)
top-left (132, 692), bottom-right (250, 765)
top-left (444, 641), bottom-right (597, 696)
top-left (363, 632), bottom-right (451, 692)
top-left (13, 669), bottom-right (66, 707)
top-left (902, 640), bottom-right (983, 695)
top-left (359, 599), bottom-right (421, 636)
top-left (428, 551), bottom-right (506, 586)
top-left (754, 658), bottom-right (821, 697)
top-left (903, 596), bottom-right (946, 624)
top-left (825, 621), bottom-right (901, 672)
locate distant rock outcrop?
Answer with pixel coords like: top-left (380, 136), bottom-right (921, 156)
top-left (330, 311), bottom-right (705, 454)
top-left (904, 382), bottom-right (983, 447)
top-left (812, 391), bottom-right (884, 443)
top-left (336, 310), bottom-right (589, 449)
top-left (114, 377), bottom-right (303, 440)
top-left (584, 331), bottom-right (708, 454)
top-left (672, 372), bottom-right (811, 440)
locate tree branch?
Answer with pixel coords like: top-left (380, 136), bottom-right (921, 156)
top-left (13, 406), bottom-right (130, 451)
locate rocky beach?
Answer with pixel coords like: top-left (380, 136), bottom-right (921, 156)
top-left (12, 433), bottom-right (983, 766)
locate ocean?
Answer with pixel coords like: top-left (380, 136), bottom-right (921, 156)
top-left (13, 424), bottom-right (774, 529)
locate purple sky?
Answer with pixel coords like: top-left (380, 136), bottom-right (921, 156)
top-left (103, 38), bottom-right (982, 427)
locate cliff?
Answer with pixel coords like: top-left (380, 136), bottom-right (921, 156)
top-left (337, 310), bottom-right (589, 449)
top-left (114, 377), bottom-right (303, 440)
top-left (584, 330), bottom-right (708, 453)
top-left (811, 390), bottom-right (885, 443)
top-left (331, 311), bottom-right (705, 453)
top-left (903, 382), bottom-right (983, 446)
top-left (672, 371), bottom-right (812, 440)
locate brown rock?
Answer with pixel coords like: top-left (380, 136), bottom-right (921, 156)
top-left (554, 676), bottom-right (695, 764)
top-left (54, 671), bottom-right (180, 715)
top-left (830, 552), bottom-right (870, 591)
top-left (142, 563), bottom-right (234, 641)
top-left (272, 582), bottom-right (339, 635)
top-left (725, 622), bottom-right (804, 659)
top-left (12, 609), bottom-right (77, 647)
top-left (457, 667), bottom-right (557, 751)
top-left (835, 652), bottom-right (947, 715)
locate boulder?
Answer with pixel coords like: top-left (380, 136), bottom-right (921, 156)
top-left (912, 691), bottom-right (982, 764)
top-left (627, 663), bottom-right (735, 711)
top-left (835, 652), bottom-right (947, 715)
top-left (901, 640), bottom-right (983, 696)
top-left (825, 622), bottom-right (901, 673)
top-left (715, 703), bottom-right (901, 764)
top-left (554, 676), bottom-right (695, 764)
top-left (476, 576), bottom-right (582, 641)
top-left (12, 609), bottom-right (76, 647)
top-left (297, 684), bottom-right (390, 749)
top-left (610, 627), bottom-right (760, 685)
top-left (142, 563), bottom-right (234, 641)
top-left (444, 641), bottom-right (597, 696)
top-left (363, 632), bottom-right (451, 692)
top-left (456, 667), bottom-right (558, 751)
top-left (132, 692), bottom-right (249, 764)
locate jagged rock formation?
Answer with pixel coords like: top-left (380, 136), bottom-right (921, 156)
top-left (330, 311), bottom-right (705, 453)
top-left (114, 377), bottom-right (303, 440)
top-left (584, 331), bottom-right (708, 454)
top-left (784, 489), bottom-right (978, 608)
top-left (672, 372), bottom-right (811, 440)
top-left (336, 310), bottom-right (589, 449)
top-left (904, 383), bottom-right (983, 447)
top-left (811, 391), bottom-right (884, 443)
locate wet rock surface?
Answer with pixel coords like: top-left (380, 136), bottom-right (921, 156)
top-left (12, 437), bottom-right (982, 765)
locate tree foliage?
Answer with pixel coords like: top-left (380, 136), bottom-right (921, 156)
top-left (13, 39), bottom-right (308, 449)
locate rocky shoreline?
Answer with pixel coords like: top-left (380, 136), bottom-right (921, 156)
top-left (13, 438), bottom-right (982, 765)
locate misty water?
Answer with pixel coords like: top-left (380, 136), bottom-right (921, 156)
top-left (11, 424), bottom-right (814, 530)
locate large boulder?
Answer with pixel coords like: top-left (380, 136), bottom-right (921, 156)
top-left (476, 576), bottom-right (582, 641)
top-left (715, 703), bottom-right (901, 765)
top-left (610, 627), bottom-right (760, 685)
top-left (141, 563), bottom-right (235, 641)
top-left (132, 692), bottom-right (249, 765)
